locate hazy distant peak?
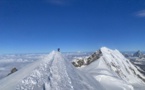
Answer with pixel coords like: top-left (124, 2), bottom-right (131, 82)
top-left (133, 50), bottom-right (143, 58)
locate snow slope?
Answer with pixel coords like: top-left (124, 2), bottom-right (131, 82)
top-left (74, 47), bottom-right (145, 90)
top-left (0, 51), bottom-right (105, 90)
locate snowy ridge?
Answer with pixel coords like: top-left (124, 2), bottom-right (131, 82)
top-left (100, 47), bottom-right (145, 84)
top-left (74, 47), bottom-right (145, 90)
top-left (1, 47), bottom-right (145, 90)
top-left (0, 51), bottom-right (105, 90)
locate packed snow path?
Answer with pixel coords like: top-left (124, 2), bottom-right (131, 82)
top-left (0, 51), bottom-right (104, 90)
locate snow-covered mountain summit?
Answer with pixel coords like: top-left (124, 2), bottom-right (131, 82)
top-left (0, 51), bottom-right (104, 90)
top-left (133, 50), bottom-right (144, 58)
top-left (0, 47), bottom-right (145, 90)
top-left (73, 47), bottom-right (145, 90)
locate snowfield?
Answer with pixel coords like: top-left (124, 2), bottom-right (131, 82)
top-left (74, 47), bottom-right (145, 90)
top-left (0, 52), bottom-right (89, 80)
top-left (0, 51), bottom-right (104, 90)
top-left (0, 47), bottom-right (145, 90)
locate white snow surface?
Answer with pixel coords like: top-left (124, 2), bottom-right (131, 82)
top-left (0, 47), bottom-right (145, 90)
top-left (81, 47), bottom-right (145, 90)
top-left (0, 51), bottom-right (105, 90)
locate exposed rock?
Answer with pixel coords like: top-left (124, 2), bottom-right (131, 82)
top-left (72, 50), bottom-right (102, 67)
top-left (7, 67), bottom-right (18, 76)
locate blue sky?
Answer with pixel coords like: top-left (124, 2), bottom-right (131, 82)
top-left (0, 0), bottom-right (145, 53)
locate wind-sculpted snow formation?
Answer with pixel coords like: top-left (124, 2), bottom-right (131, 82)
top-left (0, 51), bottom-right (105, 90)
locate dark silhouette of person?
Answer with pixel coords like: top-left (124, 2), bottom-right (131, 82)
top-left (58, 48), bottom-right (60, 52)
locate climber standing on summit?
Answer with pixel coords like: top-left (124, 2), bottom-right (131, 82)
top-left (58, 48), bottom-right (60, 52)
